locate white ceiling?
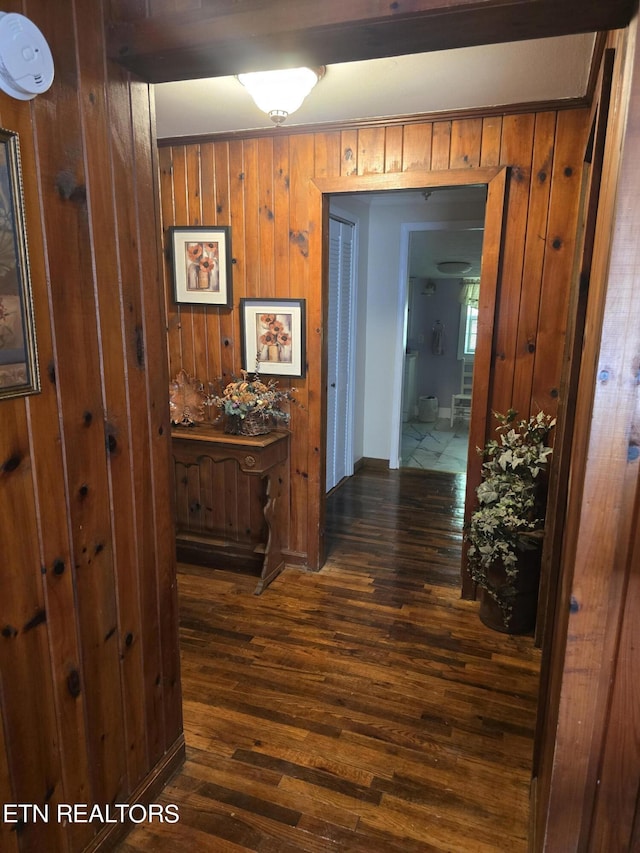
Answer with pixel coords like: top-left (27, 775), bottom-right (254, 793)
top-left (336, 186), bottom-right (488, 279)
top-left (155, 33), bottom-right (595, 280)
top-left (154, 32), bottom-right (596, 139)
top-left (409, 226), bottom-right (486, 280)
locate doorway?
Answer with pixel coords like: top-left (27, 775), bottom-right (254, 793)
top-left (326, 184), bottom-right (488, 480)
top-left (397, 194), bottom-right (487, 474)
top-left (313, 168), bottom-right (507, 593)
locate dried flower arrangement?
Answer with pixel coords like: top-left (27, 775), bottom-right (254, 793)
top-left (210, 358), bottom-right (296, 435)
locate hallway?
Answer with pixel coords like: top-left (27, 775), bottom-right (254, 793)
top-left (117, 464), bottom-right (540, 852)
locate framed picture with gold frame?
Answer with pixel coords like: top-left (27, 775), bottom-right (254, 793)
top-left (0, 127), bottom-right (39, 399)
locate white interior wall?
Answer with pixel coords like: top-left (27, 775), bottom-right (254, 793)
top-left (363, 201), bottom-right (428, 459)
top-left (331, 189), bottom-right (487, 465)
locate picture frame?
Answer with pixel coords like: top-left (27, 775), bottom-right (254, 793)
top-left (168, 225), bottom-right (232, 307)
top-left (240, 298), bottom-right (306, 378)
top-left (0, 127), bottom-right (40, 399)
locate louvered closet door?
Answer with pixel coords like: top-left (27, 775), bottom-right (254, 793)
top-left (326, 215), bottom-right (355, 492)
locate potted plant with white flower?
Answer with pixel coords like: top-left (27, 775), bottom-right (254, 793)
top-left (466, 409), bottom-right (556, 633)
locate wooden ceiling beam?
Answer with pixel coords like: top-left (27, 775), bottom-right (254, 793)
top-left (107, 0), bottom-right (636, 83)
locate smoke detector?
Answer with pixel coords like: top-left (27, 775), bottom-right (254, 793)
top-left (0, 12), bottom-right (54, 100)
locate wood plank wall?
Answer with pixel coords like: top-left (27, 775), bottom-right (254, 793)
top-left (159, 107), bottom-right (589, 570)
top-left (535, 21), bottom-right (640, 851)
top-left (0, 3), bottom-right (183, 852)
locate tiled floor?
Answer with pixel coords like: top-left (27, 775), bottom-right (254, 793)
top-left (401, 416), bottom-right (469, 474)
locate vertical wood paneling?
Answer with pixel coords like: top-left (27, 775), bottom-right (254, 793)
top-left (273, 135), bottom-right (291, 296)
top-left (0, 406), bottom-right (66, 852)
top-left (228, 140), bottom-right (246, 377)
top-left (159, 146), bottom-right (182, 379)
top-left (79, 37), bottom-right (149, 792)
top-left (314, 131), bottom-right (341, 178)
top-left (401, 123), bottom-right (432, 171)
top-left (243, 140), bottom-right (261, 297)
top-left (530, 108), bottom-right (590, 416)
top-left (431, 120), bottom-right (452, 169)
top-left (450, 118), bottom-right (483, 168)
top-left (4, 34), bottom-right (94, 846)
top-left (511, 112), bottom-right (556, 417)
top-left (0, 709), bottom-right (18, 853)
top-left (288, 135), bottom-right (314, 559)
top-left (185, 144), bottom-right (202, 225)
top-left (492, 114), bottom-right (536, 417)
top-left (215, 141), bottom-right (235, 383)
top-left (162, 107), bottom-right (589, 575)
top-left (384, 124), bottom-right (404, 172)
top-left (38, 1), bottom-right (127, 811)
top-left (186, 147), bottom-right (209, 382)
top-left (0, 3), bottom-right (184, 851)
top-left (590, 494), bottom-right (640, 851)
top-left (258, 138), bottom-right (276, 297)
top-left (131, 93), bottom-right (182, 769)
top-left (340, 129), bottom-right (358, 176)
top-left (200, 142), bottom-right (218, 383)
top-left (126, 72), bottom-right (183, 769)
top-left (357, 127), bottom-right (386, 174)
top-left (537, 23), bottom-right (640, 850)
top-left (480, 116), bottom-right (503, 166)
top-left (171, 148), bottom-right (195, 374)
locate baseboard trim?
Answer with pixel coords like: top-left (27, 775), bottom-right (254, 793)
top-left (357, 457), bottom-right (390, 471)
top-left (84, 734), bottom-right (186, 852)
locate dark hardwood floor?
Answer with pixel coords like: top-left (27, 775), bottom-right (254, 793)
top-left (116, 463), bottom-right (541, 852)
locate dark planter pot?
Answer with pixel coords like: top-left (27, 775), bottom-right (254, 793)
top-left (478, 550), bottom-right (542, 635)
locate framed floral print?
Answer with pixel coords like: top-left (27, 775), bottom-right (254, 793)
top-left (169, 225), bottom-right (232, 307)
top-left (0, 127), bottom-right (39, 399)
top-left (240, 298), bottom-right (306, 378)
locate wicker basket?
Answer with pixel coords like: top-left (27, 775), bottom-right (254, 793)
top-left (225, 411), bottom-right (272, 436)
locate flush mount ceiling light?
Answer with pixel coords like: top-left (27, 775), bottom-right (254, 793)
top-left (0, 12), bottom-right (54, 100)
top-left (237, 66), bottom-right (325, 126)
top-left (436, 261), bottom-right (472, 275)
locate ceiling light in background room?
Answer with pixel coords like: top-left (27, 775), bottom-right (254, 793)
top-left (436, 261), bottom-right (472, 275)
top-left (237, 66), bottom-right (325, 125)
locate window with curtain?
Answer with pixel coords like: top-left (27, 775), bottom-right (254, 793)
top-left (458, 278), bottom-right (480, 358)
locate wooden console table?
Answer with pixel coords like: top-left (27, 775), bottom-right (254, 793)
top-left (171, 424), bottom-right (289, 594)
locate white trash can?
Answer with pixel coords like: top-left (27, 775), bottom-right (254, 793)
top-left (419, 395), bottom-right (438, 423)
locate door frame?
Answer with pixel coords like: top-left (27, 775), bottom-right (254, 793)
top-left (311, 167), bottom-right (508, 592)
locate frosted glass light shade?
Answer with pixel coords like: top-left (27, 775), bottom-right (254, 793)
top-left (237, 67), bottom-right (321, 125)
